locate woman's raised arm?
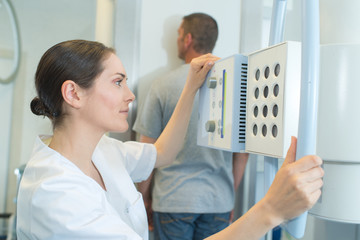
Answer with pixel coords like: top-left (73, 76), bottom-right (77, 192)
top-left (154, 54), bottom-right (219, 168)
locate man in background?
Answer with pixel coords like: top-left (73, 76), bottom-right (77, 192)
top-left (133, 12), bottom-right (248, 240)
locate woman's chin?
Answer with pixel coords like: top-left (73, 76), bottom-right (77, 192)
top-left (111, 124), bottom-right (129, 133)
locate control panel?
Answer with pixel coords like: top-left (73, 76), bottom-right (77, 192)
top-left (197, 42), bottom-right (301, 158)
top-left (197, 54), bottom-right (248, 152)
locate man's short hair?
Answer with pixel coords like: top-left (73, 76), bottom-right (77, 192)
top-left (182, 13), bottom-right (218, 54)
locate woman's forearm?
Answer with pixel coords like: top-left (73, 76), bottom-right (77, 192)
top-left (153, 82), bottom-right (197, 168)
top-left (153, 54), bottom-right (219, 168)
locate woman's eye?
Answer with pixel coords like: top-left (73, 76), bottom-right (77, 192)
top-left (115, 79), bottom-right (123, 87)
top-left (115, 77), bottom-right (127, 87)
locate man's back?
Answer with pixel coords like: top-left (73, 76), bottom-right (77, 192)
top-left (134, 64), bottom-right (234, 214)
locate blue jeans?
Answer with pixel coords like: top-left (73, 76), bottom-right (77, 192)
top-left (153, 212), bottom-right (230, 240)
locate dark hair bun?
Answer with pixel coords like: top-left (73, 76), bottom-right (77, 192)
top-left (30, 97), bottom-right (48, 116)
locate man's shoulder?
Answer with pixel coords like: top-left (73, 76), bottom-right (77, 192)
top-left (153, 64), bottom-right (190, 86)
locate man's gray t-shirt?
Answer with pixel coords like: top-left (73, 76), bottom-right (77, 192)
top-left (133, 64), bottom-right (235, 213)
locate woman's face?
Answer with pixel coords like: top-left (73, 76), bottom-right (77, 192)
top-left (80, 53), bottom-right (135, 133)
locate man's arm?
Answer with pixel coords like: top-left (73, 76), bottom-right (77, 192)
top-left (229, 152), bottom-right (249, 222)
top-left (232, 153), bottom-right (249, 191)
top-left (137, 135), bottom-right (157, 231)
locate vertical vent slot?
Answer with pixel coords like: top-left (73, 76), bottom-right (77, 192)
top-left (239, 62), bottom-right (248, 143)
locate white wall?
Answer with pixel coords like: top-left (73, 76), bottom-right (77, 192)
top-left (0, 0), bottom-right (17, 213)
top-left (136, 0), bottom-right (242, 112)
top-left (0, 82), bottom-right (13, 213)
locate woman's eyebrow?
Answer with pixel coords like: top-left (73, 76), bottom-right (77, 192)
top-left (115, 73), bottom-right (126, 78)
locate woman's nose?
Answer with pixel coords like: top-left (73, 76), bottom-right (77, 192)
top-left (126, 86), bottom-right (136, 103)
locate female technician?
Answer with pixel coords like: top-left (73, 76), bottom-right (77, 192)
top-left (16, 40), bottom-right (324, 240)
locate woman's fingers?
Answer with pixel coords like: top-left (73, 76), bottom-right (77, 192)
top-left (265, 148), bottom-right (324, 221)
top-left (187, 53), bottom-right (220, 90)
top-left (190, 53), bottom-right (219, 71)
top-left (308, 189), bottom-right (322, 207)
top-left (307, 178), bottom-right (324, 195)
top-left (293, 155), bottom-right (323, 173)
top-left (298, 165), bottom-right (324, 183)
top-left (282, 136), bottom-right (297, 166)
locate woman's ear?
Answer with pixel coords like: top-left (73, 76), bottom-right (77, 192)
top-left (61, 80), bottom-right (82, 109)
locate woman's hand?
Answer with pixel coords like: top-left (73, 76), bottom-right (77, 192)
top-left (262, 136), bottom-right (324, 225)
top-left (185, 53), bottom-right (220, 92)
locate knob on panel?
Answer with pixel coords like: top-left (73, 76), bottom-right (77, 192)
top-left (207, 77), bottom-right (217, 88)
top-left (205, 120), bottom-right (216, 132)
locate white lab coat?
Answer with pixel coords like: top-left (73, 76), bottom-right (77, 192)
top-left (17, 135), bottom-right (157, 240)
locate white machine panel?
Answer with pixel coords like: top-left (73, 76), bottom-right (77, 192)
top-left (245, 41), bottom-right (301, 158)
top-left (309, 44), bottom-right (360, 223)
top-left (197, 54), bottom-right (248, 152)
